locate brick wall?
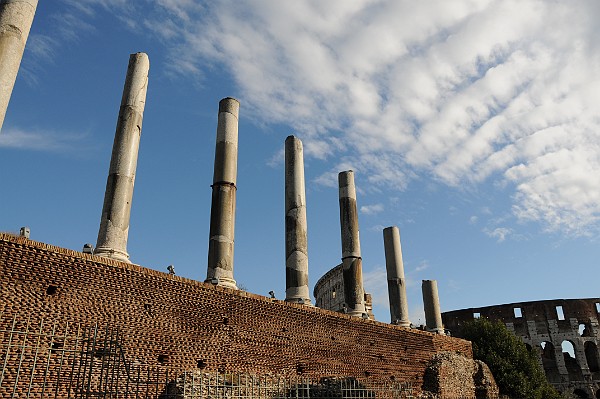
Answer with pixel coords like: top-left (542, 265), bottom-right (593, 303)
top-left (0, 233), bottom-right (472, 396)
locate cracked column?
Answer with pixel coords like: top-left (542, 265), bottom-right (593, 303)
top-left (0, 0), bottom-right (37, 131)
top-left (384, 226), bottom-right (410, 327)
top-left (95, 52), bottom-right (149, 263)
top-left (285, 135), bottom-right (311, 305)
top-left (206, 97), bottom-right (239, 289)
top-left (422, 280), bottom-right (445, 334)
top-left (338, 170), bottom-right (366, 317)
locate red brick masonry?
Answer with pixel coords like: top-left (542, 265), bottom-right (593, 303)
top-left (0, 233), bottom-right (472, 394)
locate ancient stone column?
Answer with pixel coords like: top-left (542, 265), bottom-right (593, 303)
top-left (95, 52), bottom-right (149, 263)
top-left (285, 135), bottom-right (311, 305)
top-left (0, 0), bottom-right (37, 131)
top-left (206, 97), bottom-right (239, 289)
top-left (384, 226), bottom-right (410, 327)
top-left (422, 280), bottom-right (445, 334)
top-left (338, 170), bottom-right (366, 317)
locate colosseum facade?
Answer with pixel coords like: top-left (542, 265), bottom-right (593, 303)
top-left (443, 298), bottom-right (600, 398)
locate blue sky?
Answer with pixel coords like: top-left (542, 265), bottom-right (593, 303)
top-left (1, 0), bottom-right (599, 324)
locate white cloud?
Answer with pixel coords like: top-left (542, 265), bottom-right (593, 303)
top-left (70, 0), bottom-right (600, 235)
top-left (469, 215), bottom-right (478, 224)
top-left (414, 261), bottom-right (429, 273)
top-left (0, 128), bottom-right (89, 152)
top-left (360, 203), bottom-right (384, 215)
top-left (483, 227), bottom-right (512, 243)
top-left (368, 224), bottom-right (385, 232)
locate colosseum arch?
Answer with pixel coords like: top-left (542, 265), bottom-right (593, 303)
top-left (541, 341), bottom-right (560, 382)
top-left (585, 341), bottom-right (600, 373)
top-left (562, 340), bottom-right (583, 380)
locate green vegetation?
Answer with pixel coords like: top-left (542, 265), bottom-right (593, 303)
top-left (458, 317), bottom-right (562, 399)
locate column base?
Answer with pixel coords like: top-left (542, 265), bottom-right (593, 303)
top-left (347, 309), bottom-right (368, 318)
top-left (394, 320), bottom-right (411, 328)
top-left (93, 247), bottom-right (131, 263)
top-left (285, 297), bottom-right (313, 306)
top-left (205, 276), bottom-right (237, 290)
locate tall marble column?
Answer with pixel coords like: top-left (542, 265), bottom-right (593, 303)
top-left (206, 97), bottom-right (239, 289)
top-left (95, 52), bottom-right (149, 263)
top-left (384, 226), bottom-right (410, 327)
top-left (285, 135), bottom-right (311, 304)
top-left (422, 280), bottom-right (445, 334)
top-left (338, 170), bottom-right (366, 317)
top-left (0, 0), bottom-right (38, 131)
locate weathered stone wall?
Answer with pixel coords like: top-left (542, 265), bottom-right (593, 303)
top-left (443, 299), bottom-right (600, 398)
top-left (421, 352), bottom-right (498, 399)
top-left (0, 233), bottom-right (475, 397)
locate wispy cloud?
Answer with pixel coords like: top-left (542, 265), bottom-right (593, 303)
top-left (360, 203), bottom-right (384, 215)
top-left (483, 227), bottom-right (512, 243)
top-left (414, 261), bottom-right (429, 273)
top-left (169, 1), bottom-right (600, 235)
top-left (0, 128), bottom-right (90, 152)
top-left (65, 0), bottom-right (600, 235)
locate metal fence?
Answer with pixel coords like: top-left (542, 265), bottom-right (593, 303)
top-left (165, 372), bottom-right (413, 398)
top-left (0, 314), bottom-right (414, 398)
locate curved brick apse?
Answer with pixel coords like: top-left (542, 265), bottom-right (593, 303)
top-left (443, 298), bottom-right (600, 398)
top-left (0, 233), bottom-right (481, 398)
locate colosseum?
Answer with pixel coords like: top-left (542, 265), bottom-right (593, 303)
top-left (313, 263), bottom-right (375, 320)
top-left (443, 298), bottom-right (600, 398)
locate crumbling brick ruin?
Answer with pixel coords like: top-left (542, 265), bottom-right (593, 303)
top-left (0, 233), bottom-right (497, 398)
top-left (443, 299), bottom-right (600, 398)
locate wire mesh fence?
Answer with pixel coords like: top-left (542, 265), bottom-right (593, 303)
top-left (164, 371), bottom-right (413, 398)
top-left (0, 314), bottom-right (414, 398)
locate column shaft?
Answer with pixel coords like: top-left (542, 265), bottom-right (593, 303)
top-left (206, 97), bottom-right (239, 289)
top-left (0, 0), bottom-right (37, 131)
top-left (285, 135), bottom-right (311, 304)
top-left (338, 170), bottom-right (366, 317)
top-left (422, 280), bottom-right (445, 334)
top-left (95, 52), bottom-right (149, 263)
top-left (384, 226), bottom-right (410, 327)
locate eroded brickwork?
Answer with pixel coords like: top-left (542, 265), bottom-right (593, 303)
top-left (0, 233), bottom-right (474, 397)
top-left (443, 299), bottom-right (600, 398)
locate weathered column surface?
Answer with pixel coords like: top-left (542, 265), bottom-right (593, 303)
top-left (384, 226), bottom-right (410, 327)
top-left (338, 170), bottom-right (366, 317)
top-left (285, 135), bottom-right (311, 304)
top-left (0, 0), bottom-right (37, 131)
top-left (422, 279), bottom-right (445, 335)
top-left (95, 52), bottom-right (149, 263)
top-left (206, 97), bottom-right (239, 289)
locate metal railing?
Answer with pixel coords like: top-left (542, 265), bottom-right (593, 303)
top-left (164, 372), bottom-right (413, 398)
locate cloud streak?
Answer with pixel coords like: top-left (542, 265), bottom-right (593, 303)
top-left (0, 128), bottom-right (90, 152)
top-left (72, 0), bottom-right (600, 235)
